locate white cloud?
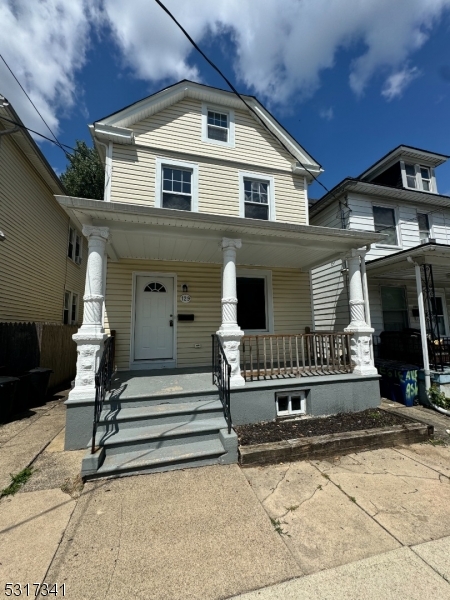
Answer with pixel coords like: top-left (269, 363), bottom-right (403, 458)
top-left (1, 0), bottom-right (450, 142)
top-left (381, 66), bottom-right (421, 100)
top-left (319, 107), bottom-right (334, 121)
top-left (0, 0), bottom-right (99, 138)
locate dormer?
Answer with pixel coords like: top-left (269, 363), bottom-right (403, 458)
top-left (359, 145), bottom-right (448, 194)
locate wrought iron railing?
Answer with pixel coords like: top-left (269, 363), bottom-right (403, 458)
top-left (91, 332), bottom-right (115, 453)
top-left (241, 332), bottom-right (353, 381)
top-left (211, 334), bottom-right (232, 434)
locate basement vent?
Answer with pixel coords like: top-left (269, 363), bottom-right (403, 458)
top-left (276, 391), bottom-right (306, 417)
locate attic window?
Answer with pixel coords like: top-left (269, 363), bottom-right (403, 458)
top-left (201, 103), bottom-right (235, 147)
top-left (404, 163), bottom-right (433, 192)
top-left (207, 111), bottom-right (228, 142)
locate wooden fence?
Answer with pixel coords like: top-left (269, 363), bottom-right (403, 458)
top-left (241, 332), bottom-right (354, 381)
top-left (0, 322), bottom-right (78, 388)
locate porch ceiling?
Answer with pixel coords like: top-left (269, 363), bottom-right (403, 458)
top-left (366, 243), bottom-right (450, 283)
top-left (56, 196), bottom-right (383, 270)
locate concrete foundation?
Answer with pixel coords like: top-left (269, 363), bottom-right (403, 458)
top-left (230, 374), bottom-right (381, 425)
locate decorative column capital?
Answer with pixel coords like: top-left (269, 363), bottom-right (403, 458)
top-left (82, 225), bottom-right (110, 242)
top-left (342, 247), bottom-right (368, 261)
top-left (221, 237), bottom-right (242, 251)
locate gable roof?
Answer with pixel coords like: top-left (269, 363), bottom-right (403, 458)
top-left (0, 95), bottom-right (66, 196)
top-left (90, 80), bottom-right (322, 179)
top-left (359, 145), bottom-right (449, 182)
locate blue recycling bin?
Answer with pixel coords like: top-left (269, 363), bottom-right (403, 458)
top-left (375, 359), bottom-right (419, 407)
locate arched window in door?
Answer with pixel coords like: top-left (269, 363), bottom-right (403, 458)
top-left (144, 282), bottom-right (167, 293)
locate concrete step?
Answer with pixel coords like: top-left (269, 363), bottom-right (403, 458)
top-left (93, 439), bottom-right (227, 478)
top-left (98, 418), bottom-right (227, 455)
top-left (105, 389), bottom-right (218, 409)
top-left (97, 399), bottom-right (223, 433)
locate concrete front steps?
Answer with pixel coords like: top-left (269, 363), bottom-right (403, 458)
top-left (81, 392), bottom-right (238, 479)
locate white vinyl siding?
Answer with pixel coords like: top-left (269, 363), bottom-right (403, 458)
top-left (0, 131), bottom-right (86, 323)
top-left (104, 259), bottom-right (312, 369)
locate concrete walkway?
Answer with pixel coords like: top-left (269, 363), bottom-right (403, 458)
top-left (1, 398), bottom-right (449, 599)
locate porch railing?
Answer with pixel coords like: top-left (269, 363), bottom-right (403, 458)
top-left (211, 334), bottom-right (232, 434)
top-left (91, 332), bottom-right (116, 454)
top-left (241, 332), bottom-right (353, 381)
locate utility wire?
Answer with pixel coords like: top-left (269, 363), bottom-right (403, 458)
top-left (0, 115), bottom-right (75, 155)
top-left (0, 53), bottom-right (67, 155)
top-left (154, 0), bottom-right (334, 197)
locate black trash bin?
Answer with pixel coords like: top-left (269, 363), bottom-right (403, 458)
top-left (0, 376), bottom-right (19, 423)
top-left (13, 372), bottom-right (33, 414)
top-left (28, 368), bottom-right (53, 407)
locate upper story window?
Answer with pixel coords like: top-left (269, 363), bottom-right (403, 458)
top-left (404, 163), bottom-right (434, 192)
top-left (373, 205), bottom-right (398, 246)
top-left (417, 213), bottom-right (430, 242)
top-left (201, 103), bottom-right (235, 148)
top-left (155, 157), bottom-right (199, 212)
top-left (68, 226), bottom-right (82, 265)
top-left (64, 290), bottom-right (79, 325)
top-left (239, 171), bottom-right (275, 222)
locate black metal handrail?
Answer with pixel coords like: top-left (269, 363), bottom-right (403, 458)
top-left (91, 333), bottom-right (115, 453)
top-left (211, 334), bottom-right (232, 434)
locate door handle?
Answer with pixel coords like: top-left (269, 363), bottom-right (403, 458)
top-left (170, 319), bottom-right (173, 327)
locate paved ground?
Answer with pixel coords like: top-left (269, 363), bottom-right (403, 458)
top-left (0, 397), bottom-right (449, 600)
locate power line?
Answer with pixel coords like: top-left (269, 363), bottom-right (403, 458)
top-left (0, 115), bottom-right (75, 155)
top-left (0, 53), bottom-right (67, 154)
top-left (153, 0), bottom-right (333, 197)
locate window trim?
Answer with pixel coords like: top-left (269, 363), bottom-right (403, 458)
top-left (276, 391), bottom-right (307, 417)
top-left (239, 171), bottom-right (276, 222)
top-left (417, 211), bottom-right (433, 242)
top-left (67, 225), bottom-right (82, 265)
top-left (63, 289), bottom-right (79, 325)
top-left (155, 157), bottom-right (199, 212)
top-left (236, 268), bottom-right (274, 334)
top-left (201, 103), bottom-right (235, 148)
top-left (400, 161), bottom-right (436, 193)
top-left (372, 203), bottom-right (402, 249)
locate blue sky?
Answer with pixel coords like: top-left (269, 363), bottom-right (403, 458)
top-left (1, 0), bottom-right (450, 198)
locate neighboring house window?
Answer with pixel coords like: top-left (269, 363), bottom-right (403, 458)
top-left (68, 226), bottom-right (82, 264)
top-left (418, 213), bottom-right (430, 242)
top-left (239, 172), bottom-right (275, 221)
top-left (431, 296), bottom-right (448, 336)
top-left (373, 206), bottom-right (398, 245)
top-left (405, 164), bottom-right (417, 189)
top-left (201, 103), bottom-right (235, 147)
top-left (420, 167), bottom-right (431, 191)
top-left (155, 158), bottom-right (199, 212)
top-left (64, 290), bottom-right (79, 325)
top-left (404, 163), bottom-right (433, 192)
top-left (381, 286), bottom-right (408, 332)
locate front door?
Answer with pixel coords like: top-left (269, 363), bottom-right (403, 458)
top-left (134, 276), bottom-right (174, 361)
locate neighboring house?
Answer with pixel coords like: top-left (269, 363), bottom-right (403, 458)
top-left (0, 95), bottom-right (87, 385)
top-left (56, 80), bottom-right (382, 476)
top-left (310, 145), bottom-right (450, 397)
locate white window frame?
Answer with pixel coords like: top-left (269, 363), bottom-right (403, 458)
top-left (236, 268), bottom-right (274, 334)
top-left (400, 161), bottom-right (436, 193)
top-left (276, 391), bottom-right (307, 417)
top-left (63, 289), bottom-right (79, 325)
top-left (239, 171), bottom-right (276, 222)
top-left (417, 211), bottom-right (434, 242)
top-left (201, 103), bottom-right (235, 148)
top-left (155, 157), bottom-right (199, 212)
top-left (433, 291), bottom-right (450, 336)
top-left (372, 203), bottom-right (402, 249)
top-left (67, 225), bottom-right (83, 265)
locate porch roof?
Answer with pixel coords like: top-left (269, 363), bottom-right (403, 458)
top-left (366, 242), bottom-right (450, 283)
top-left (56, 195), bottom-right (383, 271)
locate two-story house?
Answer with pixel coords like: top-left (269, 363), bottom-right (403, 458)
top-left (310, 145), bottom-right (450, 401)
top-left (0, 95), bottom-right (87, 388)
top-left (56, 80), bottom-right (383, 477)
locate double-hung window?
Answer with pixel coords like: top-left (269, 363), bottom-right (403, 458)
top-left (64, 290), bottom-right (78, 325)
top-left (420, 167), bottom-right (431, 191)
top-left (405, 164), bottom-right (417, 189)
top-left (68, 226), bottom-right (82, 264)
top-left (373, 206), bottom-right (398, 246)
top-left (404, 163), bottom-right (433, 192)
top-left (240, 172), bottom-right (275, 221)
top-left (418, 213), bottom-right (430, 242)
top-left (207, 111), bottom-right (228, 142)
top-left (201, 104), bottom-right (235, 147)
top-left (156, 158), bottom-right (198, 212)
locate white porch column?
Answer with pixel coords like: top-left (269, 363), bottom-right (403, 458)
top-left (69, 225), bottom-right (110, 402)
top-left (217, 237), bottom-right (245, 388)
top-left (344, 249), bottom-right (378, 376)
top-left (409, 258), bottom-right (431, 391)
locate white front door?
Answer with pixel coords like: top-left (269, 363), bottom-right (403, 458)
top-left (134, 276), bottom-right (174, 361)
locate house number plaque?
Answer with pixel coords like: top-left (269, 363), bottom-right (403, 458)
top-left (180, 294), bottom-right (191, 303)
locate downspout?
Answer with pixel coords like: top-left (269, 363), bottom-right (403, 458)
top-left (407, 257), bottom-right (431, 393)
top-left (95, 140), bottom-right (112, 202)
